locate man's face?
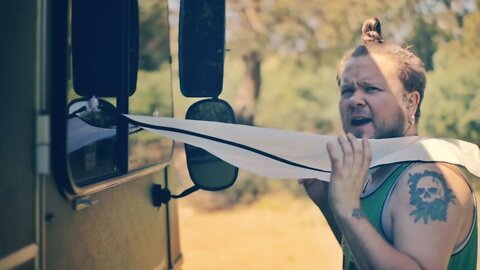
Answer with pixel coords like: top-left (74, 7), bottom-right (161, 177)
top-left (339, 54), bottom-right (410, 139)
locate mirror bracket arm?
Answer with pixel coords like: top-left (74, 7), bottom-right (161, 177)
top-left (171, 185), bottom-right (200, 199)
top-left (151, 184), bottom-right (200, 208)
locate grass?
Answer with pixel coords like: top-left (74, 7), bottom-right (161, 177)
top-left (178, 191), bottom-right (342, 270)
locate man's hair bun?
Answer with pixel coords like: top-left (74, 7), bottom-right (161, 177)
top-left (361, 17), bottom-right (383, 43)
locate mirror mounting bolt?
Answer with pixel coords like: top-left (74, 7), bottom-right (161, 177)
top-left (152, 184), bottom-right (171, 209)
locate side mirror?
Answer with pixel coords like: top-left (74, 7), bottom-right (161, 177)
top-left (72, 0), bottom-right (139, 97)
top-left (178, 0), bottom-right (225, 97)
top-left (185, 99), bottom-right (238, 190)
top-left (151, 98), bottom-right (238, 208)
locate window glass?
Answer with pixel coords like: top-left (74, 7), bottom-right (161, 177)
top-left (66, 0), bottom-right (120, 185)
top-left (128, 0), bottom-right (173, 170)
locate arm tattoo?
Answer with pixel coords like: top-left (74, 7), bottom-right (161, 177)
top-left (408, 170), bottom-right (456, 224)
top-left (352, 208), bottom-right (366, 219)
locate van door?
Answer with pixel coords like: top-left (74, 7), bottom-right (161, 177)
top-left (44, 0), bottom-right (180, 269)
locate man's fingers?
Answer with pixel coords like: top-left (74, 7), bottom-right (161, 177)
top-left (338, 135), bottom-right (352, 167)
top-left (326, 141), bottom-right (342, 171)
top-left (347, 133), bottom-right (363, 166)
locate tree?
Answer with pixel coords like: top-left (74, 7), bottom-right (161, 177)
top-left (420, 13), bottom-right (480, 145)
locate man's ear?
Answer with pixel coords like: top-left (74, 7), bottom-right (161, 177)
top-left (406, 91), bottom-right (421, 115)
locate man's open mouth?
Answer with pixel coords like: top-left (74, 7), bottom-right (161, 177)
top-left (351, 117), bottom-right (372, 126)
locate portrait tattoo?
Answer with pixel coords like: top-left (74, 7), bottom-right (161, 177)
top-left (408, 170), bottom-right (456, 224)
top-left (352, 208), bottom-right (366, 219)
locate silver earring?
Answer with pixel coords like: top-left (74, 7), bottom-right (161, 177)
top-left (409, 115), bottom-right (415, 125)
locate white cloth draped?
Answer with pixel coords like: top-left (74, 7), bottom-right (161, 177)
top-left (125, 115), bottom-right (480, 181)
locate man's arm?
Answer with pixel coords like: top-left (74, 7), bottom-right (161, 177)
top-left (328, 134), bottom-right (472, 270)
top-left (383, 162), bottom-right (473, 269)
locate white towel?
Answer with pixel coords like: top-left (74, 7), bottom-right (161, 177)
top-left (125, 114), bottom-right (480, 181)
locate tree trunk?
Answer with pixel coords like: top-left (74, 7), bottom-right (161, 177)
top-left (233, 50), bottom-right (261, 125)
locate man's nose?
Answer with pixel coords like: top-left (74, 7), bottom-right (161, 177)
top-left (348, 89), bottom-right (366, 107)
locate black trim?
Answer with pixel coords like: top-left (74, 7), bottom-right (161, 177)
top-left (50, 0), bottom-right (73, 196)
top-left (126, 117), bottom-right (328, 174)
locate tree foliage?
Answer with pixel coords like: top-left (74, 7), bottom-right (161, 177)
top-left (139, 1), bottom-right (170, 70)
top-left (420, 12), bottom-right (480, 145)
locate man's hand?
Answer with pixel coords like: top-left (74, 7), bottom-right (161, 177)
top-left (326, 133), bottom-right (372, 216)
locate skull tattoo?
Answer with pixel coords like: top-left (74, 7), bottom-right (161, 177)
top-left (408, 170), bottom-right (456, 224)
top-left (416, 176), bottom-right (444, 203)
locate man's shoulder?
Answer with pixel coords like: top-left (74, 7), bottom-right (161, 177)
top-left (383, 162), bottom-right (477, 266)
top-left (400, 162), bottom-right (473, 197)
top-left (390, 162), bottom-right (474, 221)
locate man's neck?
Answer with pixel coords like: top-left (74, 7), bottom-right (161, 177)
top-left (363, 164), bottom-right (402, 195)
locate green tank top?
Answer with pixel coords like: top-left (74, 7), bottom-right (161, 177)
top-left (342, 163), bottom-right (477, 270)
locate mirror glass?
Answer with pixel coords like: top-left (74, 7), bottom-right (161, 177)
top-left (67, 97), bottom-right (119, 186)
top-left (185, 99), bottom-right (238, 190)
top-left (68, 97), bottom-right (119, 128)
top-left (178, 0), bottom-right (225, 97)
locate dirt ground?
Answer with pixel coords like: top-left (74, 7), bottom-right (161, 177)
top-left (178, 192), bottom-right (342, 270)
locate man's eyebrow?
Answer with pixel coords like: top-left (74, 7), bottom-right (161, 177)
top-left (357, 81), bottom-right (374, 87)
top-left (340, 81), bottom-right (354, 89)
top-left (358, 80), bottom-right (382, 88)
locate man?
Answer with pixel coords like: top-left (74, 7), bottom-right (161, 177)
top-left (301, 18), bottom-right (477, 269)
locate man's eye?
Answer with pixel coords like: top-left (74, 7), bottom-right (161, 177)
top-left (341, 89), bottom-right (353, 96)
top-left (366, 86), bottom-right (379, 92)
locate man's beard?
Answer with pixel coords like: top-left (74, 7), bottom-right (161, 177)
top-left (373, 112), bottom-right (406, 139)
top-left (347, 111), bottom-right (407, 139)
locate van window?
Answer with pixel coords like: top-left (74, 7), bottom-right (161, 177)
top-left (128, 0), bottom-right (173, 170)
top-left (66, 0), bottom-right (173, 187)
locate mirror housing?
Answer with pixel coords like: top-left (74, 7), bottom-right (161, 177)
top-left (178, 0), bottom-right (225, 97)
top-left (72, 0), bottom-right (139, 97)
top-left (185, 99), bottom-right (238, 190)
